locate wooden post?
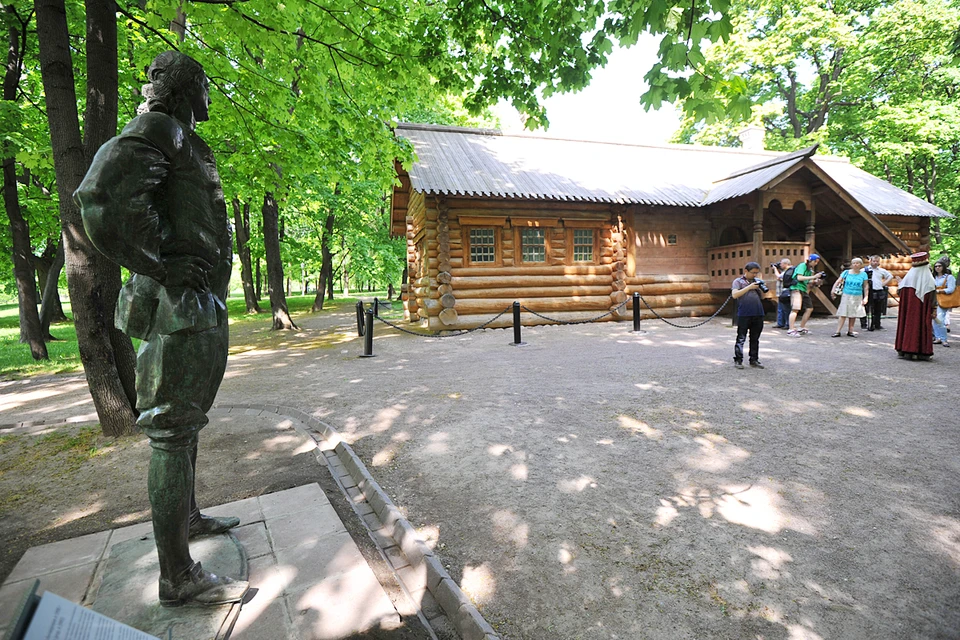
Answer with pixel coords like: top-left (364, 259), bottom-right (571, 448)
top-left (753, 192), bottom-right (764, 265)
top-left (806, 199), bottom-right (817, 254)
top-left (845, 229), bottom-right (853, 264)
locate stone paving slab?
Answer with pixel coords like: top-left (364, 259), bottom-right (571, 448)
top-left (0, 484), bottom-right (401, 639)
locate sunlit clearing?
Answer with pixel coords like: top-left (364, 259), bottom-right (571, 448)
top-left (426, 431), bottom-right (449, 455)
top-left (618, 415), bottom-right (662, 440)
top-left (49, 501), bottom-right (104, 529)
top-left (114, 509), bottom-right (150, 524)
top-left (842, 406), bottom-right (875, 418)
top-left (0, 382), bottom-right (88, 412)
top-left (510, 464), bottom-right (528, 480)
top-left (416, 524), bottom-right (440, 550)
top-left (491, 510), bottom-right (528, 547)
top-left (392, 431), bottom-right (410, 442)
top-left (596, 439), bottom-right (613, 445)
top-left (748, 545), bottom-right (793, 580)
top-left (372, 446), bottom-right (398, 467)
top-left (461, 563), bottom-right (496, 605)
top-left (369, 405), bottom-right (404, 434)
top-left (448, 393), bottom-right (461, 399)
top-left (634, 382), bottom-right (663, 391)
top-left (558, 475), bottom-right (597, 493)
top-left (557, 542), bottom-right (577, 573)
top-left (684, 435), bottom-right (749, 472)
top-left (260, 434), bottom-right (301, 451)
top-left (741, 400), bottom-right (767, 413)
top-left (655, 499), bottom-right (679, 527)
top-left (928, 515), bottom-right (960, 568)
top-left (557, 436), bottom-right (570, 443)
top-left (487, 444), bottom-right (513, 456)
top-left (349, 378), bottom-right (363, 384)
top-left (786, 624), bottom-right (824, 640)
top-left (715, 485), bottom-right (785, 534)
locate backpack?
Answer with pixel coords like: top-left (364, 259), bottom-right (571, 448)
top-left (781, 266), bottom-right (798, 291)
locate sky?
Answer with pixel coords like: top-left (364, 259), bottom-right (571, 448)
top-left (492, 36), bottom-right (682, 145)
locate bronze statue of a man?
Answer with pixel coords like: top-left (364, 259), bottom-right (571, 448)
top-left (75, 51), bottom-right (248, 607)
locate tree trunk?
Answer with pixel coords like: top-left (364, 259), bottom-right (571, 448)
top-left (36, 0), bottom-right (137, 436)
top-left (3, 8), bottom-right (47, 360)
top-left (232, 197), bottom-right (261, 313)
top-left (255, 257), bottom-right (262, 299)
top-left (261, 192), bottom-right (297, 329)
top-left (311, 210), bottom-right (335, 311)
top-left (39, 239), bottom-right (67, 337)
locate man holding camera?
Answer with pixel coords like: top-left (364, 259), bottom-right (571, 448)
top-left (731, 262), bottom-right (766, 369)
top-left (771, 258), bottom-right (792, 329)
top-left (788, 254), bottom-right (825, 336)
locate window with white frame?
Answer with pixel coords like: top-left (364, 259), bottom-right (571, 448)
top-left (520, 228), bottom-right (546, 262)
top-left (573, 229), bottom-right (594, 262)
top-left (469, 228), bottom-right (497, 263)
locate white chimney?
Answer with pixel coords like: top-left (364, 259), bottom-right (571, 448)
top-left (738, 125), bottom-right (766, 151)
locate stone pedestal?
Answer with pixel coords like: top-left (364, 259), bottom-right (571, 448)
top-left (91, 533), bottom-right (247, 640)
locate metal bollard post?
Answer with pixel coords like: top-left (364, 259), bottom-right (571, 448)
top-left (510, 301), bottom-right (525, 346)
top-left (632, 292), bottom-right (641, 332)
top-left (360, 309), bottom-right (375, 357)
top-left (356, 301), bottom-right (365, 336)
top-left (373, 297), bottom-right (380, 318)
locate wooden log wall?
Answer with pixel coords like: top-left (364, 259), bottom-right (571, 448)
top-left (623, 274), bottom-right (728, 318)
top-left (874, 215), bottom-right (931, 283)
top-left (632, 206), bottom-right (712, 276)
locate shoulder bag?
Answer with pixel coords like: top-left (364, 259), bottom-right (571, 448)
top-left (936, 279), bottom-right (960, 309)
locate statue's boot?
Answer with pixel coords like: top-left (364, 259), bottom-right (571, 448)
top-left (189, 514), bottom-right (240, 538)
top-left (150, 436), bottom-right (247, 607)
top-left (187, 442), bottom-right (239, 539)
top-left (159, 561), bottom-right (249, 607)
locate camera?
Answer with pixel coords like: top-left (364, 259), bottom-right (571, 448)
top-left (770, 262), bottom-right (780, 269)
top-left (754, 278), bottom-right (769, 293)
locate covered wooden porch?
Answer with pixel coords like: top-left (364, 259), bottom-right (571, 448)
top-left (704, 146), bottom-right (912, 315)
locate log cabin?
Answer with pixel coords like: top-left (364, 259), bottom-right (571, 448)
top-left (390, 123), bottom-right (953, 330)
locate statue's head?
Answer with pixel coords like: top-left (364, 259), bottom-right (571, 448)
top-left (143, 51), bottom-right (210, 126)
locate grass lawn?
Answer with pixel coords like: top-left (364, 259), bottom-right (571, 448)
top-left (0, 291), bottom-right (400, 380)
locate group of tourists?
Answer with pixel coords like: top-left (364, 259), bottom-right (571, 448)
top-left (730, 251), bottom-right (957, 367)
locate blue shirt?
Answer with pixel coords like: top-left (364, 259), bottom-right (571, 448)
top-left (841, 269), bottom-right (869, 296)
top-left (733, 276), bottom-right (765, 317)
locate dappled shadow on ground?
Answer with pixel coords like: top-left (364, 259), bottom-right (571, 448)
top-left (206, 311), bottom-right (960, 639)
top-left (7, 303), bottom-right (960, 638)
top-left (0, 413), bottom-right (320, 586)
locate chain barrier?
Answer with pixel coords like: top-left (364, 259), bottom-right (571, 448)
top-left (371, 305), bottom-right (515, 338)
top-left (518, 299), bottom-right (630, 325)
top-left (636, 293), bottom-right (734, 328)
top-left (361, 293), bottom-right (734, 340)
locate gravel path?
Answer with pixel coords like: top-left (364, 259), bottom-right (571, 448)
top-left (5, 305), bottom-right (958, 639)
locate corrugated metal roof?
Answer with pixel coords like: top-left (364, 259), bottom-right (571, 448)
top-left (395, 123), bottom-right (952, 218)
top-left (702, 157), bottom-right (807, 206)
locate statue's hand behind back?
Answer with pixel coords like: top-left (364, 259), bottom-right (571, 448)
top-left (160, 255), bottom-right (212, 292)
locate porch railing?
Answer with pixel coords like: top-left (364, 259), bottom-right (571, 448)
top-left (708, 241), bottom-right (810, 295)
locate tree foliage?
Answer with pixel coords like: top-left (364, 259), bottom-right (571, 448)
top-left (672, 0), bottom-right (960, 258)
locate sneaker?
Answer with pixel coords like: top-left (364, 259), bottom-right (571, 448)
top-left (787, 330), bottom-right (801, 337)
top-left (750, 361), bottom-right (764, 369)
top-left (934, 339), bottom-right (942, 344)
top-left (734, 361), bottom-right (744, 369)
top-left (799, 328), bottom-right (811, 335)
top-left (943, 342), bottom-right (951, 348)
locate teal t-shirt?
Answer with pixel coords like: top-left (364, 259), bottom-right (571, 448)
top-left (841, 269), bottom-right (869, 296)
top-left (791, 263), bottom-right (812, 292)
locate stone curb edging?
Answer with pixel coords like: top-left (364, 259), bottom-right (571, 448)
top-left (215, 403), bottom-right (500, 640)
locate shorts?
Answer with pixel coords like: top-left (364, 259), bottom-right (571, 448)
top-left (790, 290), bottom-right (812, 312)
